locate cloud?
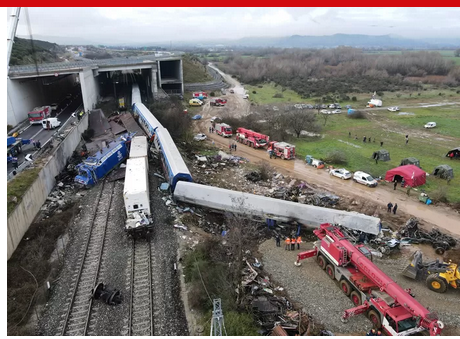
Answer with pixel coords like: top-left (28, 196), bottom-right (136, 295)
top-left (10, 7), bottom-right (460, 44)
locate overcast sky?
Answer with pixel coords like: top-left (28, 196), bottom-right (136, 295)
top-left (8, 7), bottom-right (460, 45)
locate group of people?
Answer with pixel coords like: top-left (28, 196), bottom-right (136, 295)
top-left (228, 142), bottom-right (237, 152)
top-left (366, 329), bottom-right (382, 336)
top-left (387, 202), bottom-right (398, 214)
top-left (349, 132), bottom-right (384, 147)
top-left (274, 234), bottom-right (302, 250)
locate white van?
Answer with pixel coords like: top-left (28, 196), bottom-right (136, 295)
top-left (353, 171), bottom-right (378, 187)
top-left (42, 117), bottom-right (61, 129)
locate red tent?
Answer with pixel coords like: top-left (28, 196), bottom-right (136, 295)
top-left (385, 165), bottom-right (426, 187)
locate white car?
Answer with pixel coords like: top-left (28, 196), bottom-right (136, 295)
top-left (194, 133), bottom-right (207, 141)
top-left (243, 94), bottom-right (249, 99)
top-left (387, 106), bottom-right (400, 112)
top-left (329, 168), bottom-right (352, 180)
top-left (331, 110), bottom-right (342, 114)
top-left (50, 103), bottom-right (59, 111)
top-left (320, 109), bottom-right (332, 114)
top-left (353, 171), bottom-right (378, 187)
top-left (424, 122), bottom-right (436, 129)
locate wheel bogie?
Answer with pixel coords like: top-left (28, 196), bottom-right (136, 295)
top-left (426, 274), bottom-right (448, 293)
top-left (367, 309), bottom-right (382, 329)
top-left (340, 279), bottom-right (352, 296)
top-left (325, 264), bottom-right (335, 280)
top-left (350, 290), bottom-right (362, 306)
top-left (317, 255), bottom-right (327, 270)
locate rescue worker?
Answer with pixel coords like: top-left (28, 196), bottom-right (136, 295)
top-left (285, 237), bottom-right (290, 251)
top-left (296, 236), bottom-right (302, 250)
top-left (387, 202), bottom-right (393, 213)
top-left (275, 234), bottom-right (281, 247)
top-left (36, 140), bottom-right (41, 150)
top-left (291, 237), bottom-right (296, 251)
top-left (376, 330), bottom-right (382, 336)
top-left (12, 156), bottom-right (19, 169)
top-left (366, 329), bottom-right (376, 336)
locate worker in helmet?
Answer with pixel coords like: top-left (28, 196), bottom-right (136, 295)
top-left (291, 237), bottom-right (296, 251)
top-left (296, 236), bottom-right (302, 250)
top-left (376, 330), bottom-right (382, 336)
top-left (366, 328), bottom-right (376, 336)
top-left (285, 237), bottom-right (290, 251)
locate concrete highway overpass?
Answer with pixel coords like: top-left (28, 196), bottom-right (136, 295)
top-left (7, 55), bottom-right (184, 127)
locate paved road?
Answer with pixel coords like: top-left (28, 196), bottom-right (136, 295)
top-left (7, 95), bottom-right (83, 176)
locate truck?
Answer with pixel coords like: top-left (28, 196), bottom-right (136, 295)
top-left (74, 133), bottom-right (134, 187)
top-left (268, 141), bottom-right (296, 160)
top-left (28, 106), bottom-right (52, 125)
top-left (215, 123), bottom-right (232, 137)
top-left (295, 223), bottom-right (444, 336)
top-left (235, 127), bottom-right (269, 148)
top-left (367, 99), bottom-right (382, 108)
top-left (210, 98), bottom-right (227, 106)
top-left (7, 136), bottom-right (31, 162)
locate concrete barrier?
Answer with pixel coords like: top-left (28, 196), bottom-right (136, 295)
top-left (7, 114), bottom-right (89, 260)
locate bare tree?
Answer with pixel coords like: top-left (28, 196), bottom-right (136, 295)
top-left (281, 105), bottom-right (321, 138)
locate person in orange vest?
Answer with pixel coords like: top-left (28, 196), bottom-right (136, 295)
top-left (291, 237), bottom-right (296, 251)
top-left (296, 236), bottom-right (302, 250)
top-left (285, 237), bottom-right (291, 251)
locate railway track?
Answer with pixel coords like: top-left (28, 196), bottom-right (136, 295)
top-left (60, 181), bottom-right (115, 336)
top-left (128, 239), bottom-right (154, 336)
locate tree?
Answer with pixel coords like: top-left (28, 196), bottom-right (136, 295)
top-left (455, 49), bottom-right (460, 57)
top-left (282, 105), bottom-right (321, 138)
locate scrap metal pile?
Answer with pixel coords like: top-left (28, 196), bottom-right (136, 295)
top-left (398, 218), bottom-right (457, 255)
top-left (241, 258), bottom-right (313, 336)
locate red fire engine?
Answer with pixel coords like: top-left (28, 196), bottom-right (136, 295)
top-left (28, 106), bottom-right (51, 125)
top-left (235, 128), bottom-right (269, 148)
top-left (268, 141), bottom-right (296, 160)
top-left (295, 223), bottom-right (444, 336)
top-left (215, 123), bottom-right (232, 137)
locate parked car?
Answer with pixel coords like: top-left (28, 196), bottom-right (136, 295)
top-left (191, 114), bottom-right (202, 120)
top-left (189, 98), bottom-right (203, 106)
top-left (50, 103), bottom-right (59, 111)
top-left (294, 104), bottom-right (303, 109)
top-left (194, 133), bottom-right (207, 141)
top-left (353, 171), bottom-right (378, 187)
top-left (329, 104), bottom-right (336, 109)
top-left (331, 110), bottom-right (342, 114)
top-left (305, 104), bottom-right (314, 109)
top-left (311, 158), bottom-right (325, 169)
top-left (210, 116), bottom-right (220, 123)
top-left (335, 104), bottom-right (341, 109)
top-left (230, 89), bottom-right (234, 94)
top-left (243, 94), bottom-right (249, 99)
top-left (388, 106), bottom-right (400, 112)
top-left (320, 104), bottom-right (327, 109)
top-left (424, 122), bottom-right (437, 129)
top-left (330, 168), bottom-right (352, 180)
top-left (321, 109), bottom-right (332, 114)
top-left (345, 105), bottom-right (352, 109)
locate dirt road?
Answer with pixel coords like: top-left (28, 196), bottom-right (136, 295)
top-left (196, 68), bottom-right (460, 238)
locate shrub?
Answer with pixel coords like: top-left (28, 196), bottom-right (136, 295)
top-left (210, 91), bottom-right (215, 96)
top-left (430, 186), bottom-right (449, 203)
top-left (273, 93), bottom-right (284, 98)
top-left (258, 85), bottom-right (263, 88)
top-left (257, 161), bottom-right (274, 181)
top-left (324, 150), bottom-right (348, 165)
top-left (351, 96), bottom-right (357, 101)
top-left (7, 125), bottom-right (13, 133)
top-left (347, 110), bottom-right (366, 119)
top-left (82, 128), bottom-right (95, 141)
top-left (252, 91), bottom-right (257, 94)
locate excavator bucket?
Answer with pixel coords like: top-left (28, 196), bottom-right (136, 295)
top-left (402, 250), bottom-right (423, 279)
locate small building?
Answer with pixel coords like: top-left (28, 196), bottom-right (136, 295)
top-left (446, 147), bottom-right (460, 160)
top-left (432, 165), bottom-right (454, 180)
top-left (372, 149), bottom-right (390, 162)
top-left (385, 165), bottom-right (426, 187)
top-left (400, 157), bottom-right (420, 168)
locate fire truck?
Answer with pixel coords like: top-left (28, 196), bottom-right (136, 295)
top-left (192, 91), bottom-right (208, 100)
top-left (268, 141), bottom-right (296, 160)
top-left (215, 123), bottom-right (232, 137)
top-left (28, 106), bottom-right (52, 125)
top-left (235, 128), bottom-right (269, 148)
top-left (295, 223), bottom-right (444, 336)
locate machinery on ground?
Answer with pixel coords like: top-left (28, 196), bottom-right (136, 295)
top-left (402, 250), bottom-right (459, 293)
top-left (295, 223), bottom-right (444, 336)
top-left (74, 133), bottom-right (134, 187)
top-left (7, 136), bottom-right (31, 162)
top-left (215, 123), bottom-right (232, 137)
top-left (267, 141), bottom-right (296, 160)
top-left (236, 128), bottom-right (269, 148)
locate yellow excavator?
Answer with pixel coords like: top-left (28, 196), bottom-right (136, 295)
top-left (402, 250), bottom-right (459, 293)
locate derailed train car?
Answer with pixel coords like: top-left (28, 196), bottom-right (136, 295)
top-left (124, 136), bottom-right (154, 238)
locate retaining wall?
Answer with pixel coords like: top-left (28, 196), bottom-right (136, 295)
top-left (7, 114), bottom-right (89, 260)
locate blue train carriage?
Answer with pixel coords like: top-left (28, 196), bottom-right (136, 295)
top-left (132, 102), bottom-right (162, 142)
top-left (154, 127), bottom-right (193, 190)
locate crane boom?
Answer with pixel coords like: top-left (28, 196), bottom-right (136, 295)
top-left (296, 224), bottom-right (444, 336)
top-left (7, 7), bottom-right (21, 71)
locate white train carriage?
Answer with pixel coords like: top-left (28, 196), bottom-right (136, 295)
top-left (131, 83), bottom-right (142, 106)
top-left (124, 157), bottom-right (153, 237)
top-left (154, 127), bottom-right (193, 190)
top-left (132, 85), bottom-right (162, 141)
top-left (129, 135), bottom-right (148, 160)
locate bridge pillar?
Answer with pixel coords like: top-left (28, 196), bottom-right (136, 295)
top-left (151, 68), bottom-right (158, 95)
top-left (79, 68), bottom-right (99, 112)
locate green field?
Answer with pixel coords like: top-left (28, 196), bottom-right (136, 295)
top-left (287, 106), bottom-right (460, 202)
top-left (245, 82), bottom-right (304, 105)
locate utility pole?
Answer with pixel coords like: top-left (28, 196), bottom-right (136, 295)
top-left (210, 298), bottom-right (226, 336)
top-left (7, 7), bottom-right (21, 72)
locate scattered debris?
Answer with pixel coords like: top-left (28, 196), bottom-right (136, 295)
top-left (91, 282), bottom-right (122, 305)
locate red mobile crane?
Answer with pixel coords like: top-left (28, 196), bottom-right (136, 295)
top-left (235, 127), bottom-right (269, 148)
top-left (295, 223), bottom-right (444, 336)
